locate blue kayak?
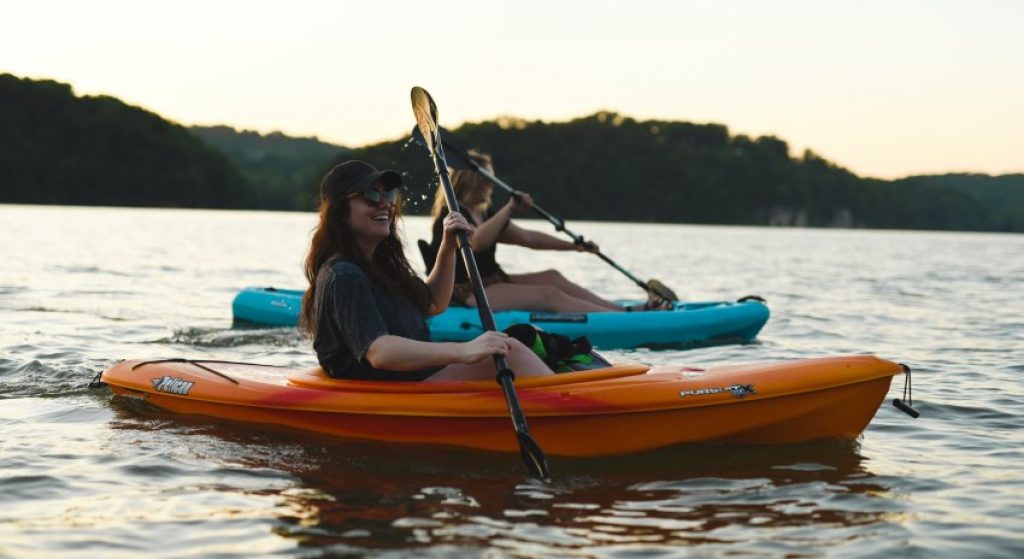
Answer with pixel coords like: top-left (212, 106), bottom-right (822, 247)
top-left (232, 286), bottom-right (769, 349)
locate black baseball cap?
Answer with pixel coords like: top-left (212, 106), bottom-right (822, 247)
top-left (320, 160), bottom-right (403, 200)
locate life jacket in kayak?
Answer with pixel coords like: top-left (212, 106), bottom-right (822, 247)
top-left (504, 324), bottom-right (612, 373)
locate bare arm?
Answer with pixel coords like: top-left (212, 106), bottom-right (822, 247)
top-left (469, 202), bottom-right (515, 252)
top-left (364, 332), bottom-right (511, 371)
top-left (424, 212), bottom-right (472, 315)
top-left (478, 192), bottom-right (600, 252)
top-left (499, 222), bottom-right (579, 250)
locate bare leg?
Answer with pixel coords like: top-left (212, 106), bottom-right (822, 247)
top-left (426, 339), bottom-right (553, 382)
top-left (509, 269), bottom-right (621, 310)
top-left (466, 282), bottom-right (615, 313)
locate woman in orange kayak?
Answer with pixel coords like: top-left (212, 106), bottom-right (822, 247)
top-left (299, 160), bottom-right (553, 382)
top-left (429, 150), bottom-right (670, 313)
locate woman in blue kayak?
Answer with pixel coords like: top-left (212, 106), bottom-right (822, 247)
top-left (299, 160), bottom-right (553, 382)
top-left (429, 150), bottom-right (669, 313)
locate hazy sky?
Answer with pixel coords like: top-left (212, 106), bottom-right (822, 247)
top-left (3, 0), bottom-right (1021, 178)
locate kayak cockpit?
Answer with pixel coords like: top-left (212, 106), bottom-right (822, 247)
top-left (286, 363), bottom-right (651, 393)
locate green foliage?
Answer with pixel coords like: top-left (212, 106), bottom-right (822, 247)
top-left (3, 73), bottom-right (1021, 232)
top-left (0, 73), bottom-right (250, 208)
top-left (190, 125), bottom-right (348, 210)
top-left (890, 174), bottom-right (1024, 231)
top-left (349, 114), bottom-right (1023, 232)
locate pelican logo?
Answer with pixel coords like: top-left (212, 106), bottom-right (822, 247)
top-left (680, 384), bottom-right (757, 400)
top-left (151, 376), bottom-right (194, 395)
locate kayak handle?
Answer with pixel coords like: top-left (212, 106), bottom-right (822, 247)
top-left (893, 399), bottom-right (920, 418)
top-left (893, 363), bottom-right (920, 418)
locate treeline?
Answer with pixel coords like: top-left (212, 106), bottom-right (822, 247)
top-left (0, 73), bottom-right (250, 208)
top-left (3, 73), bottom-right (1022, 232)
top-left (190, 125), bottom-right (347, 210)
top-left (885, 174), bottom-right (1024, 231)
top-left (350, 113), bottom-right (1024, 232)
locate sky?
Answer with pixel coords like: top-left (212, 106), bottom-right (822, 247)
top-left (2, 0), bottom-right (1021, 179)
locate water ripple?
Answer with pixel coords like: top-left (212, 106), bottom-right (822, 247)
top-left (1, 207), bottom-right (1022, 557)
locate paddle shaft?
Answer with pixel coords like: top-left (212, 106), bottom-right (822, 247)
top-left (425, 132), bottom-right (538, 437)
top-left (412, 87), bottom-right (549, 480)
top-left (443, 139), bottom-right (655, 294)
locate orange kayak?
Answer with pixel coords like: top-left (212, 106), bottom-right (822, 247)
top-left (101, 355), bottom-right (904, 457)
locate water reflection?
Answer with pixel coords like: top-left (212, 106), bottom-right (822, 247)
top-left (108, 400), bottom-right (904, 556)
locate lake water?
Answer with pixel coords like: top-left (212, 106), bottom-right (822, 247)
top-left (1, 204), bottom-right (1022, 558)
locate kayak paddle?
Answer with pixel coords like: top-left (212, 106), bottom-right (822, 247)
top-left (411, 125), bottom-right (679, 302)
top-left (410, 86), bottom-right (551, 480)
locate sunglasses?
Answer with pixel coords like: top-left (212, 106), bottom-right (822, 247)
top-left (349, 187), bottom-right (400, 205)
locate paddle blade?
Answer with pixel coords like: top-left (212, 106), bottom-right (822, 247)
top-left (436, 127), bottom-right (473, 170)
top-left (409, 125), bottom-right (474, 171)
top-left (410, 87), bottom-right (439, 152)
top-left (645, 279), bottom-right (679, 302)
top-left (516, 431), bottom-right (551, 480)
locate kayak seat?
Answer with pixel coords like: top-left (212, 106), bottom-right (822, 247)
top-left (417, 239), bottom-right (437, 274)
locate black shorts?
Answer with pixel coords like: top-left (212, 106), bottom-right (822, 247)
top-left (450, 272), bottom-right (511, 307)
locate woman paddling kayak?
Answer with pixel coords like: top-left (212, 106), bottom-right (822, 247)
top-left (298, 160), bottom-right (553, 382)
top-left (428, 150), bottom-right (671, 313)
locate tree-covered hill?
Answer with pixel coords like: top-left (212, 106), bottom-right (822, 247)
top-left (0, 73), bottom-right (249, 208)
top-left (190, 125), bottom-right (348, 210)
top-left (2, 73), bottom-right (1021, 232)
top-left (887, 173), bottom-right (1024, 231)
top-left (348, 113), bottom-right (1024, 232)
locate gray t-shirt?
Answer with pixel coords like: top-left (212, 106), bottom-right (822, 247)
top-left (312, 260), bottom-right (438, 381)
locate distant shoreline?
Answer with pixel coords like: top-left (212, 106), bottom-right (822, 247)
top-left (4, 203), bottom-right (1020, 236)
top-left (3, 73), bottom-right (1022, 233)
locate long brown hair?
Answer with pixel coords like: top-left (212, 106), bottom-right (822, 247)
top-left (298, 188), bottom-right (432, 336)
top-left (430, 150), bottom-right (495, 218)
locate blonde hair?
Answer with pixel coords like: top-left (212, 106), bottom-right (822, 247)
top-left (430, 150), bottom-right (495, 218)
